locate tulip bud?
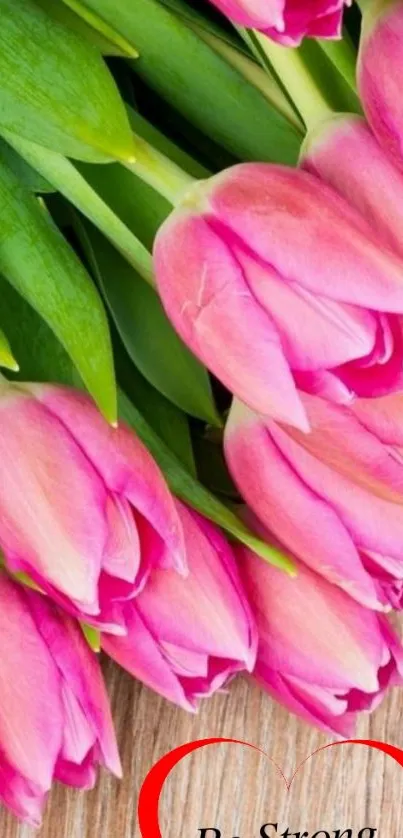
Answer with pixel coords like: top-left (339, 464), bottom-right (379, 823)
top-left (103, 502), bottom-right (257, 710)
top-left (225, 392), bottom-right (403, 611)
top-left (0, 573), bottom-right (120, 825)
top-left (358, 0), bottom-right (403, 171)
top-left (0, 380), bottom-right (185, 634)
top-left (301, 114), bottom-right (403, 262)
top-left (209, 0), bottom-right (350, 45)
top-left (154, 164), bottom-right (403, 429)
top-left (237, 542), bottom-right (403, 737)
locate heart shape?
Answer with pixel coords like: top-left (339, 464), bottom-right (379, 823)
top-left (137, 737), bottom-right (403, 837)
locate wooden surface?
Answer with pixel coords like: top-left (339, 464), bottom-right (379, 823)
top-left (2, 658), bottom-right (403, 837)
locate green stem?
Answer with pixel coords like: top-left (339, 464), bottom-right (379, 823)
top-left (251, 32), bottom-right (333, 130)
top-left (125, 135), bottom-right (197, 205)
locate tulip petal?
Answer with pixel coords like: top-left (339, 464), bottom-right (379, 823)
top-left (208, 164), bottom-right (403, 313)
top-left (211, 0), bottom-right (285, 28)
top-left (0, 577), bottom-right (63, 794)
top-left (302, 115), bottom-right (403, 260)
top-left (28, 591), bottom-right (121, 777)
top-left (236, 246), bottom-right (377, 369)
top-left (239, 546), bottom-right (385, 691)
top-left (28, 384), bottom-right (186, 576)
top-left (0, 390), bottom-right (106, 612)
top-left (270, 413), bottom-right (403, 562)
top-left (154, 211), bottom-right (308, 429)
top-left (103, 605), bottom-right (197, 712)
top-left (225, 402), bottom-right (381, 608)
top-left (136, 502), bottom-right (257, 668)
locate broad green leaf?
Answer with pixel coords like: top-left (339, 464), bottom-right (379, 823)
top-left (81, 625), bottom-right (101, 652)
top-left (0, 155), bottom-right (116, 422)
top-left (77, 217), bottom-right (220, 425)
top-left (119, 389), bottom-right (295, 572)
top-left (3, 131), bottom-right (154, 283)
top-left (0, 327), bottom-right (18, 372)
top-left (0, 275), bottom-right (80, 387)
top-left (0, 139), bottom-right (54, 194)
top-left (37, 0), bottom-right (139, 57)
top-left (64, 0), bottom-right (303, 164)
top-left (114, 335), bottom-right (196, 475)
top-left (0, 0), bottom-right (135, 162)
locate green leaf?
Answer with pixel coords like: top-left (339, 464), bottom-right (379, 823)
top-left (0, 275), bottom-right (79, 387)
top-left (0, 327), bottom-right (19, 372)
top-left (81, 624), bottom-right (101, 652)
top-left (0, 139), bottom-right (54, 194)
top-left (0, 154), bottom-right (116, 422)
top-left (2, 130), bottom-right (154, 283)
top-left (35, 0), bottom-right (137, 56)
top-left (0, 0), bottom-right (135, 162)
top-left (119, 389), bottom-right (295, 573)
top-left (76, 216), bottom-right (220, 425)
top-left (114, 335), bottom-right (196, 475)
top-left (65, 0), bottom-right (303, 164)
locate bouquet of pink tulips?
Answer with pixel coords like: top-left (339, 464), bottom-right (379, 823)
top-left (1, 0), bottom-right (403, 825)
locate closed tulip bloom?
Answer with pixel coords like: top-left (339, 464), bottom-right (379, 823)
top-left (237, 543), bottom-right (403, 737)
top-left (301, 114), bottom-right (403, 261)
top-left (0, 380), bottom-right (185, 633)
top-left (225, 393), bottom-right (403, 611)
top-left (103, 502), bottom-right (257, 710)
top-left (209, 0), bottom-right (350, 45)
top-left (154, 164), bottom-right (403, 429)
top-left (0, 573), bottom-right (120, 826)
top-left (358, 0), bottom-right (403, 172)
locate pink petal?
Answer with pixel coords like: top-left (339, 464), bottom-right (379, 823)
top-left (135, 502), bottom-right (257, 668)
top-left (270, 415), bottom-right (403, 562)
top-left (28, 591), bottom-right (121, 777)
top-left (239, 546), bottom-right (385, 692)
top-left (0, 576), bottom-right (63, 793)
top-left (235, 246), bottom-right (378, 370)
top-left (154, 211), bottom-right (309, 429)
top-left (28, 385), bottom-right (186, 576)
top-left (207, 163), bottom-right (403, 312)
top-left (225, 401), bottom-right (381, 608)
top-left (0, 390), bottom-right (106, 612)
top-left (302, 115), bottom-right (403, 260)
top-left (103, 605), bottom-right (197, 711)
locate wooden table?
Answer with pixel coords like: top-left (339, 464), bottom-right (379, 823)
top-left (1, 659), bottom-right (402, 837)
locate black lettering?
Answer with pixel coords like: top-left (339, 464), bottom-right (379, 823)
top-left (358, 831), bottom-right (377, 838)
top-left (261, 825), bottom-right (279, 837)
top-left (199, 830), bottom-right (221, 838)
top-left (312, 833), bottom-right (330, 838)
top-left (334, 832), bottom-right (353, 837)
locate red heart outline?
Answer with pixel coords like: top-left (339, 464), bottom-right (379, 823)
top-left (138, 737), bottom-right (403, 837)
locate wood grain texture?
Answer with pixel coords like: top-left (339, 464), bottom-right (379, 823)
top-left (1, 657), bottom-right (403, 837)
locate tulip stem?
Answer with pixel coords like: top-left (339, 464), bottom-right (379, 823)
top-left (125, 134), bottom-right (196, 206)
top-left (249, 32), bottom-right (334, 130)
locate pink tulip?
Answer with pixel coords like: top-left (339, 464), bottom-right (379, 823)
top-left (358, 0), bottom-right (403, 172)
top-left (103, 501), bottom-right (257, 710)
top-left (209, 0), bottom-right (350, 45)
top-left (154, 164), bottom-right (403, 429)
top-left (237, 542), bottom-right (403, 737)
top-left (301, 114), bottom-right (403, 261)
top-left (0, 380), bottom-right (185, 633)
top-left (225, 392), bottom-right (403, 611)
top-left (0, 572), bottom-right (120, 826)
